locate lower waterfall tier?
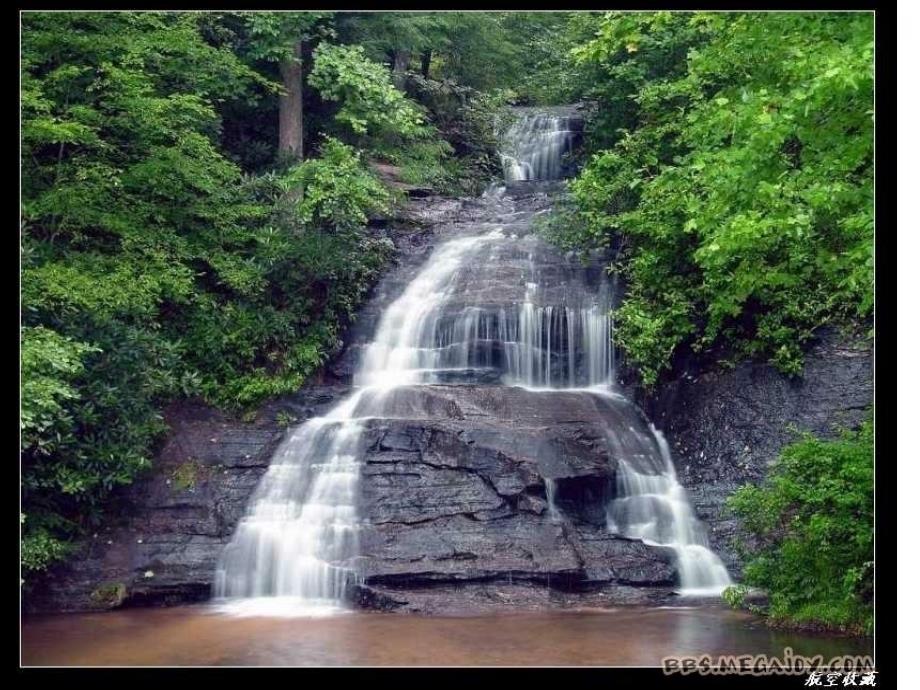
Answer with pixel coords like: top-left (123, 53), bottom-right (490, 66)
top-left (215, 383), bottom-right (722, 612)
top-left (354, 387), bottom-right (680, 601)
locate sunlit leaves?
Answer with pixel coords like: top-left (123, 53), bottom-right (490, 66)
top-left (20, 12), bottom-right (394, 581)
top-left (240, 11), bottom-right (332, 63)
top-left (559, 12), bottom-right (873, 384)
top-left (20, 327), bottom-right (97, 454)
top-left (287, 137), bottom-right (391, 230)
top-left (308, 42), bottom-right (426, 139)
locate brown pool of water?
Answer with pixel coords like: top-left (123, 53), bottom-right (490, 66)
top-left (21, 604), bottom-right (872, 667)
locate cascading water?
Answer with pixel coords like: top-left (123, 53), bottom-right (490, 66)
top-left (213, 233), bottom-right (506, 616)
top-left (606, 426), bottom-right (732, 595)
top-left (212, 392), bottom-right (365, 616)
top-left (213, 225), bottom-right (619, 616)
top-left (213, 108), bottom-right (729, 616)
top-left (500, 110), bottom-right (577, 181)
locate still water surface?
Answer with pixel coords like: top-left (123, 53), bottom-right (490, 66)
top-left (22, 604), bottom-right (872, 667)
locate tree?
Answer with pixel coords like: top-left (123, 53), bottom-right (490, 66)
top-left (239, 13), bottom-right (331, 170)
top-left (335, 12), bottom-right (552, 94)
top-left (279, 39), bottom-right (303, 163)
top-left (20, 11), bottom-right (396, 584)
top-left (335, 12), bottom-right (447, 90)
top-left (21, 10), bottom-right (267, 577)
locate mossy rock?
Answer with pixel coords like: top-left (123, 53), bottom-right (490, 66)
top-left (170, 460), bottom-right (206, 491)
top-left (90, 581), bottom-right (127, 608)
top-left (274, 410), bottom-right (298, 427)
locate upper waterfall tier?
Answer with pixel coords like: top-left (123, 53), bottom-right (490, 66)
top-left (355, 228), bottom-right (615, 390)
top-left (500, 106), bottom-right (584, 182)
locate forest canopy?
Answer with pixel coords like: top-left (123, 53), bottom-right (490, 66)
top-left (543, 11), bottom-right (874, 385)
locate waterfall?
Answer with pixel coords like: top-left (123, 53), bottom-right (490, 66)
top-left (501, 111), bottom-right (576, 182)
top-left (213, 232), bottom-right (499, 616)
top-left (606, 426), bottom-right (732, 595)
top-left (213, 110), bottom-right (729, 616)
top-left (545, 478), bottom-right (562, 523)
top-left (212, 395), bottom-right (365, 617)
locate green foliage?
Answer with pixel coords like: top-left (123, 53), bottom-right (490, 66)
top-left (21, 525), bottom-right (72, 575)
top-left (177, 160), bottom-right (393, 409)
top-left (335, 12), bottom-right (450, 69)
top-left (239, 11), bottom-right (332, 64)
top-left (551, 12), bottom-right (874, 384)
top-left (425, 13), bottom-right (530, 94)
top-left (330, 11), bottom-right (588, 191)
top-left (721, 584), bottom-right (747, 609)
top-left (289, 137), bottom-right (391, 230)
top-left (90, 581), bottom-right (128, 607)
top-left (170, 461), bottom-right (204, 491)
top-left (336, 12), bottom-right (527, 93)
top-left (309, 42), bottom-right (426, 140)
top-left (305, 41), bottom-right (475, 194)
top-left (403, 74), bottom-right (505, 194)
top-left (274, 410), bottom-right (298, 427)
top-left (498, 12), bottom-right (601, 105)
top-left (333, 11), bottom-right (590, 105)
top-left (21, 326), bottom-right (97, 455)
top-left (20, 12), bottom-right (395, 580)
top-left (727, 418), bottom-right (874, 634)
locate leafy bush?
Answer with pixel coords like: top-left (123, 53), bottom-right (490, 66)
top-left (404, 74), bottom-right (505, 194)
top-left (726, 418), bottom-right (874, 634)
top-left (21, 326), bottom-right (97, 457)
top-left (289, 137), bottom-right (391, 230)
top-left (309, 42), bottom-right (426, 140)
top-left (306, 41), bottom-right (479, 194)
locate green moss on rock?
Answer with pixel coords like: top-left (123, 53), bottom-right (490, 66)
top-left (90, 581), bottom-right (127, 608)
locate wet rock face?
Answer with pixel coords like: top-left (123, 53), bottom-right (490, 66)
top-left (27, 181), bottom-right (871, 615)
top-left (28, 190), bottom-right (682, 615)
top-left (26, 389), bottom-right (350, 613)
top-left (347, 581), bottom-right (677, 616)
top-left (636, 328), bottom-right (874, 576)
top-left (351, 385), bottom-right (678, 601)
top-left (335, 199), bottom-right (618, 389)
top-left (29, 385), bottom-right (679, 614)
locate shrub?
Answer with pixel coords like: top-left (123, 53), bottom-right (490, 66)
top-left (726, 417), bottom-right (874, 634)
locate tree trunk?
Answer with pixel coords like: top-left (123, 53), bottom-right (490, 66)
top-left (278, 39), bottom-right (303, 162)
top-left (420, 50), bottom-right (432, 79)
top-left (278, 39), bottom-right (303, 204)
top-left (391, 49), bottom-right (410, 91)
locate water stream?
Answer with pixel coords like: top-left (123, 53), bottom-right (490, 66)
top-left (607, 427), bottom-right (732, 595)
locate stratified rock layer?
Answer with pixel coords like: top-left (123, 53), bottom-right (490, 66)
top-left (636, 328), bottom-right (874, 576)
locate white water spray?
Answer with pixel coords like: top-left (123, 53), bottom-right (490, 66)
top-left (501, 111), bottom-right (577, 182)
